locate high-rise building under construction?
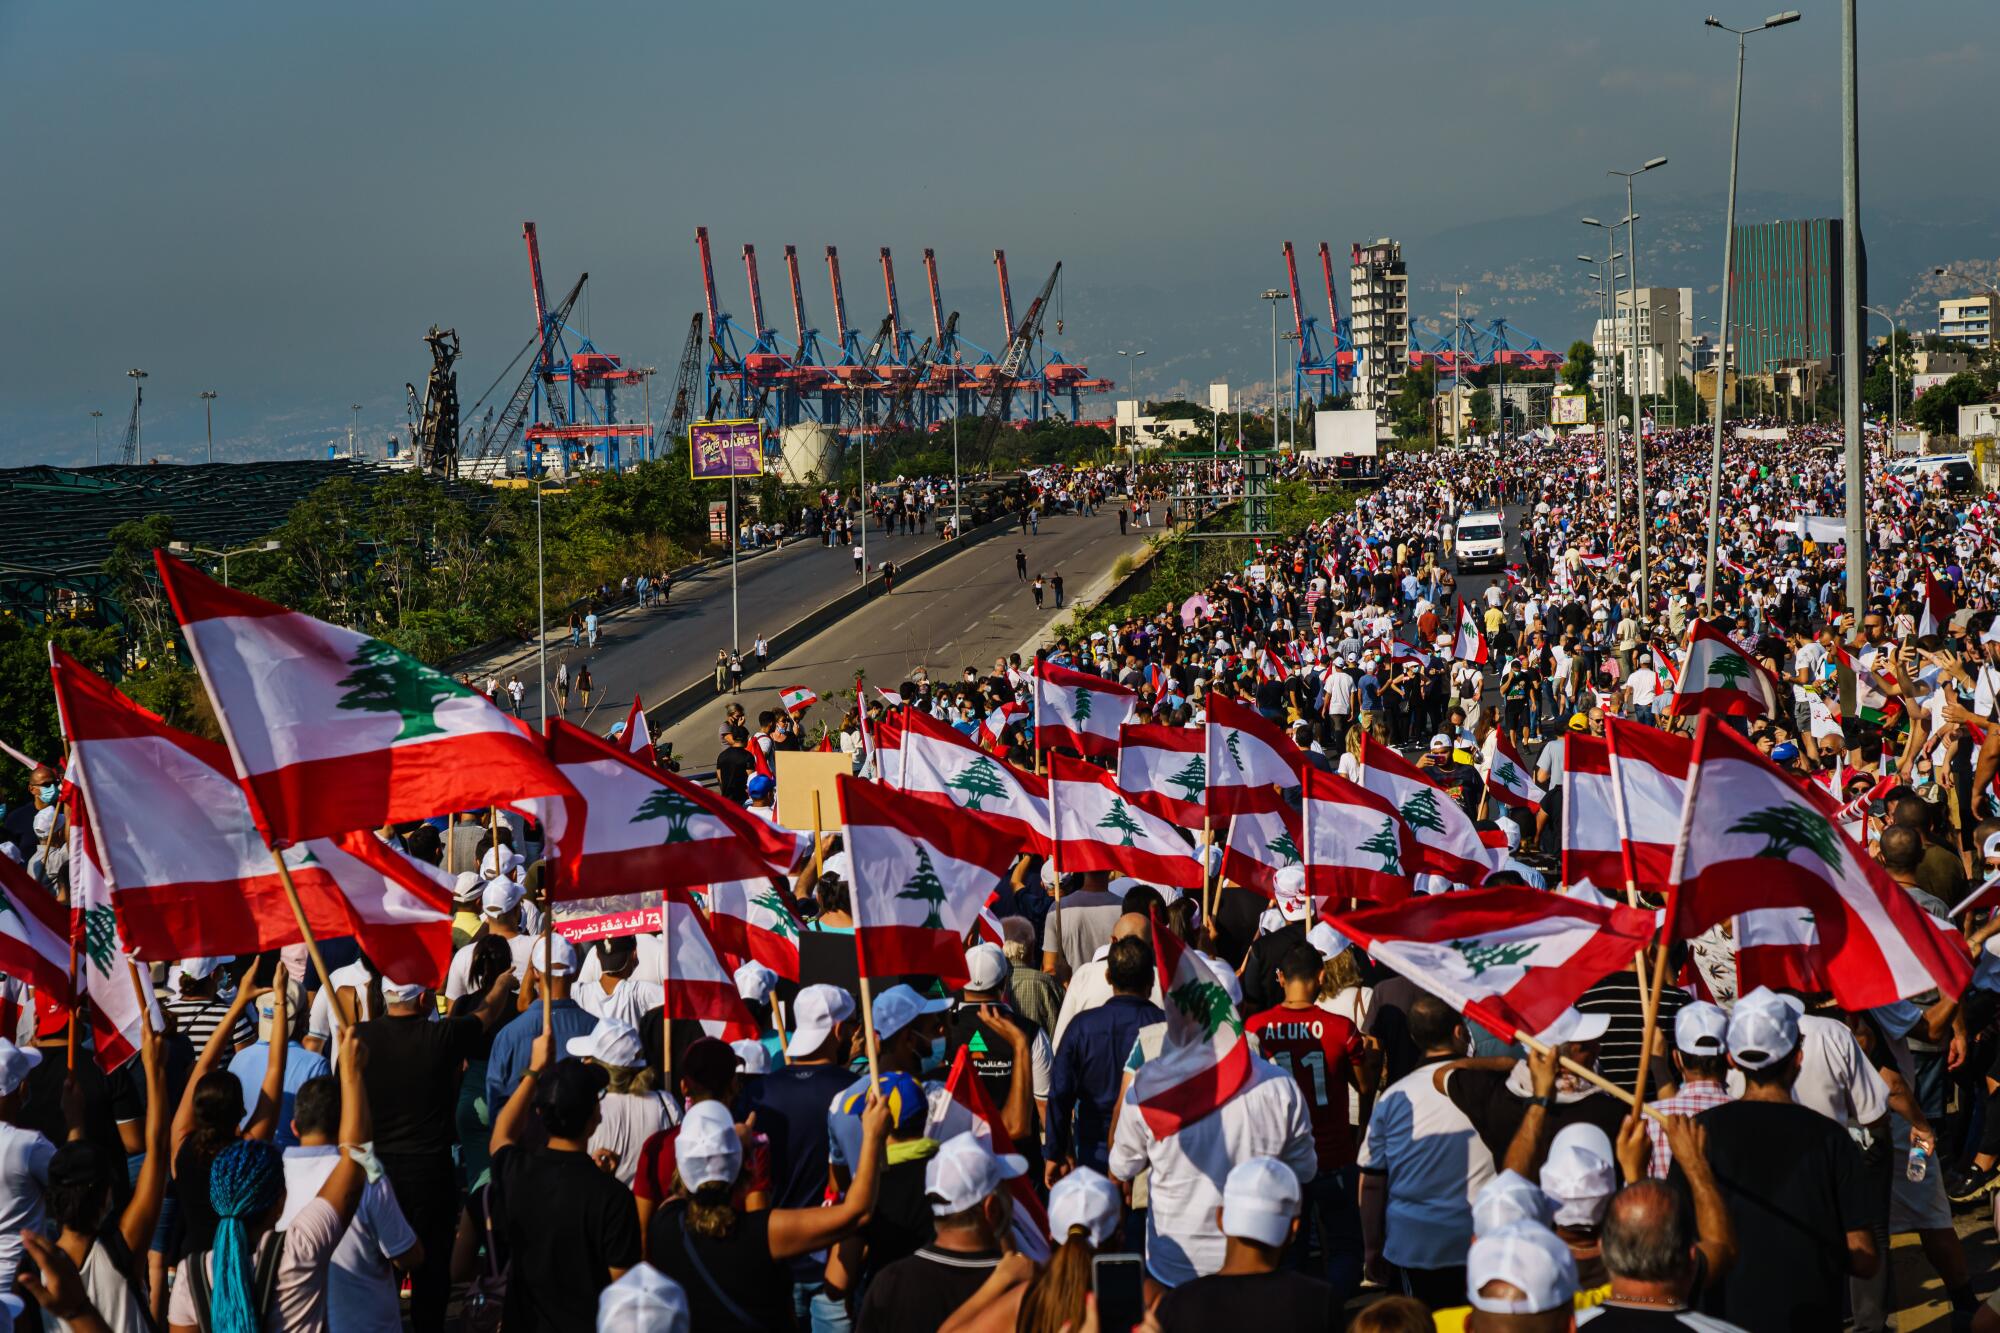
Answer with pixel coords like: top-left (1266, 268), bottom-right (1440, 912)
top-left (1350, 239), bottom-right (1409, 414)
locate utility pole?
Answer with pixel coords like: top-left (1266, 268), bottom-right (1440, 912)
top-left (349, 404), bottom-right (363, 459)
top-left (1611, 156), bottom-right (1667, 616)
top-left (1840, 0), bottom-right (1864, 619)
top-left (88, 411), bottom-right (103, 466)
top-left (200, 391), bottom-right (218, 465)
top-left (1262, 290), bottom-right (1286, 447)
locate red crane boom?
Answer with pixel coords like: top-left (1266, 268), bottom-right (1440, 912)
top-left (993, 249), bottom-right (1016, 344)
top-left (922, 248), bottom-right (946, 342)
top-left (784, 245), bottom-right (808, 347)
top-left (879, 247), bottom-right (904, 344)
top-left (695, 227), bottom-right (722, 338)
top-left (825, 246), bottom-right (852, 348)
top-left (743, 245), bottom-right (769, 336)
top-left (1282, 240), bottom-right (1306, 346)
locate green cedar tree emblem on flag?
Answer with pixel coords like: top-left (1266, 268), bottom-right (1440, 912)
top-left (1226, 731), bottom-right (1246, 774)
top-left (1450, 938), bottom-right (1537, 976)
top-left (1072, 688), bottom-right (1094, 724)
top-left (1495, 759), bottom-right (1521, 791)
top-left (1167, 755), bottom-right (1207, 804)
top-left (1726, 803), bottom-right (1843, 869)
top-left (1097, 797), bottom-right (1145, 847)
top-left (1170, 975), bottom-right (1243, 1040)
top-left (335, 637), bottom-right (475, 742)
top-left (897, 846), bottom-right (950, 930)
top-left (1359, 818), bottom-right (1402, 874)
top-left (1399, 787), bottom-right (1447, 833)
top-left (634, 787), bottom-right (702, 843)
top-left (1706, 653), bottom-right (1751, 691)
top-left (751, 886), bottom-right (799, 942)
top-left (82, 905), bottom-right (117, 974)
top-left (1269, 831), bottom-right (1302, 866)
top-left (945, 757), bottom-right (1009, 813)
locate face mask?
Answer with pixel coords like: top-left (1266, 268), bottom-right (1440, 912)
top-left (926, 1035), bottom-right (947, 1075)
top-left (36, 785), bottom-right (57, 805)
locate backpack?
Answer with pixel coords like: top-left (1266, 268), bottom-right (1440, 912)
top-left (460, 1182), bottom-right (510, 1333)
top-left (186, 1233), bottom-right (285, 1333)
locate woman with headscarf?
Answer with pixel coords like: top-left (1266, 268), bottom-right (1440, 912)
top-left (164, 1025), bottom-right (372, 1333)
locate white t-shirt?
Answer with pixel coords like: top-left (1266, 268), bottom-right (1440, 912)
top-left (279, 1147), bottom-right (418, 1333)
top-left (306, 961), bottom-right (379, 1040)
top-left (1625, 666), bottom-right (1661, 708)
top-left (42, 1235), bottom-right (149, 1333)
top-left (1322, 672), bottom-right (1355, 717)
top-left (169, 1197), bottom-right (346, 1332)
top-left (1049, 957), bottom-right (1164, 1051)
top-left (442, 932), bottom-right (538, 1000)
top-left (1357, 1059), bottom-right (1498, 1271)
top-left (589, 1091), bottom-right (681, 1186)
top-left (0, 1122), bottom-right (54, 1302)
top-left (1789, 1013), bottom-right (1890, 1136)
top-left (1108, 1056), bottom-right (1316, 1288)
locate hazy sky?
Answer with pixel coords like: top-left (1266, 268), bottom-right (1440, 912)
top-left (2, 1), bottom-right (1990, 462)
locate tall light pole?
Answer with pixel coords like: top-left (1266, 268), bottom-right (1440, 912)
top-left (1862, 304), bottom-right (1901, 443)
top-left (348, 404), bottom-right (363, 459)
top-left (167, 540), bottom-right (278, 587)
top-left (1583, 220), bottom-right (1627, 521)
top-left (1703, 9), bottom-right (1801, 616)
top-left (1838, 0), bottom-right (1864, 620)
top-left (88, 411), bottom-right (103, 466)
top-left (1262, 290), bottom-right (1286, 447)
top-left (127, 369), bottom-right (147, 462)
top-left (1281, 331), bottom-right (1303, 448)
top-left (535, 474), bottom-right (550, 728)
top-left (199, 391), bottom-right (218, 465)
top-left (1116, 349), bottom-right (1148, 451)
top-left (637, 366), bottom-right (657, 464)
top-left (1610, 157), bottom-right (1666, 615)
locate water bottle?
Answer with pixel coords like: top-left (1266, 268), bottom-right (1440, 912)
top-left (1907, 1139), bottom-right (1932, 1183)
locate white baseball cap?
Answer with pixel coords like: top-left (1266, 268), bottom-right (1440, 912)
top-left (676, 1101), bottom-right (743, 1190)
top-left (0, 1039), bottom-right (43, 1098)
top-left (1727, 986), bottom-right (1801, 1070)
top-left (785, 984), bottom-right (857, 1059)
top-left (1306, 922), bottom-right (1350, 960)
top-left (1673, 1001), bottom-right (1729, 1056)
top-left (481, 847), bottom-right (525, 880)
top-left (178, 956), bottom-right (222, 982)
top-left (1540, 1124), bottom-right (1617, 1229)
top-left (532, 932), bottom-right (579, 977)
top-left (1047, 1167), bottom-right (1122, 1248)
top-left (871, 983), bottom-right (950, 1043)
top-left (924, 1130), bottom-right (1027, 1216)
top-left (963, 943), bottom-right (1009, 994)
top-left (567, 1017), bottom-right (645, 1069)
top-left (1429, 733), bottom-right (1451, 752)
top-left (452, 870), bottom-right (485, 903)
top-left (820, 851), bottom-right (852, 884)
top-left (733, 961), bottom-right (778, 1005)
top-left (1468, 1220), bottom-right (1580, 1315)
top-left (380, 979), bottom-right (429, 1005)
top-left (1536, 1007), bottom-right (1610, 1046)
top-left (1274, 865), bottom-right (1310, 921)
top-left (1219, 1156), bottom-right (1302, 1248)
top-left (480, 877), bottom-right (525, 918)
top-left (596, 1264), bottom-right (689, 1333)
top-left (730, 1039), bottom-right (771, 1076)
top-left (1472, 1169), bottom-right (1550, 1236)
top-left (1982, 830), bottom-right (2000, 862)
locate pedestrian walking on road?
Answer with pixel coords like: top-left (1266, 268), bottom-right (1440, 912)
top-left (753, 633), bottom-right (770, 673)
top-left (576, 664), bottom-right (594, 709)
top-left (505, 675), bottom-right (525, 714)
top-left (1118, 507), bottom-right (1128, 535)
top-left (1031, 575), bottom-right (1045, 610)
top-left (853, 543), bottom-right (865, 575)
top-left (714, 650), bottom-right (729, 694)
top-left (729, 651), bottom-right (745, 694)
top-left (568, 611), bottom-right (582, 646)
top-left (1052, 571), bottom-right (1065, 608)
top-left (1015, 548), bottom-right (1028, 581)
top-left (1029, 507), bottom-right (1039, 535)
top-left (881, 561), bottom-right (897, 594)
top-left (556, 661), bottom-right (571, 711)
top-left (585, 609), bottom-right (600, 648)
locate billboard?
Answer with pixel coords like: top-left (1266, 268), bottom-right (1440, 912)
top-left (1551, 393), bottom-right (1588, 426)
top-left (1310, 409), bottom-right (1378, 458)
top-left (689, 419), bottom-right (765, 479)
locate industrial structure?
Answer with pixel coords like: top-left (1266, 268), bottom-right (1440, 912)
top-left (1281, 242), bottom-right (1359, 412)
top-left (1350, 240), bottom-right (1409, 412)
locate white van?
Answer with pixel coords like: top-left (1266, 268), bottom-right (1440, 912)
top-left (1454, 510), bottom-right (1506, 573)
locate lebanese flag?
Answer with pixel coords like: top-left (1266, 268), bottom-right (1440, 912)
top-left (1117, 723), bottom-right (1206, 827)
top-left (1735, 906), bottom-right (1834, 994)
top-left (1354, 733), bottom-right (1490, 886)
top-left (1130, 905), bottom-right (1252, 1139)
top-left (152, 550), bottom-right (573, 844)
top-left (701, 878), bottom-right (803, 981)
top-left (1561, 734), bottom-right (1623, 895)
top-left (872, 713), bottom-right (904, 781)
top-left (1836, 646), bottom-right (1900, 725)
top-left (1668, 715), bottom-right (1972, 1008)
top-left (981, 701), bottom-right (1027, 753)
top-left (1390, 640), bottom-right (1432, 671)
top-left (1949, 869), bottom-right (2000, 920)
top-left (64, 790), bottom-right (159, 1073)
top-left (1453, 598), bottom-right (1489, 665)
top-left (1300, 766), bottom-right (1417, 906)
top-left (1480, 729), bottom-right (1544, 814)
top-left (542, 720), bottom-right (798, 899)
top-left (1049, 755), bottom-right (1204, 889)
top-left (1220, 802), bottom-right (1302, 897)
top-left (1205, 692), bottom-right (1304, 819)
top-left (839, 775), bottom-right (1017, 986)
top-left (1032, 659), bottom-right (1134, 760)
top-left (1326, 888), bottom-right (1658, 1043)
top-left (896, 709), bottom-right (1050, 852)
top-left (944, 1046), bottom-right (1054, 1263)
top-left (1602, 716), bottom-right (1691, 893)
top-left (0, 854), bottom-right (73, 1019)
top-left (51, 650), bottom-right (456, 985)
top-left (661, 883), bottom-right (759, 1040)
top-left (0, 739), bottom-right (39, 773)
top-left (1650, 641), bottom-right (1681, 691)
top-left (619, 696), bottom-right (653, 755)
top-left (1919, 574), bottom-right (1956, 638)
top-left (779, 685), bottom-right (818, 716)
top-left (1666, 619), bottom-right (1779, 720)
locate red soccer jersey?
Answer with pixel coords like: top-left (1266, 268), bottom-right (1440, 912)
top-left (1246, 1003), bottom-right (1362, 1170)
top-left (633, 1123), bottom-right (773, 1206)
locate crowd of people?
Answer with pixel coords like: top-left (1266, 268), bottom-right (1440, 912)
top-left (4, 412), bottom-right (2000, 1331)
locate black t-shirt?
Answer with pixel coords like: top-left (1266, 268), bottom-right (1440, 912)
top-left (1445, 1067), bottom-right (1627, 1163)
top-left (646, 1202), bottom-right (796, 1332)
top-left (1154, 1268), bottom-right (1340, 1332)
top-left (174, 1139), bottom-right (223, 1257)
top-left (1678, 1099), bottom-right (1871, 1332)
top-left (944, 1001), bottom-right (1041, 1152)
top-left (858, 1153), bottom-right (938, 1284)
top-left (855, 1245), bottom-right (1002, 1333)
top-left (494, 1144), bottom-right (642, 1332)
top-left (1578, 1306), bottom-right (1750, 1330)
top-left (796, 927), bottom-right (863, 1002)
top-left (715, 747), bottom-right (756, 802)
top-left (357, 1012), bottom-right (486, 1158)
top-left (748, 1061), bottom-right (855, 1278)
top-left (1239, 920), bottom-right (1308, 1016)
top-left (1212, 886), bottom-right (1270, 970)
top-left (22, 1045), bottom-right (127, 1200)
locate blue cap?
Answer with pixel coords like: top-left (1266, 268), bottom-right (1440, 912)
top-left (1770, 741), bottom-right (1800, 762)
top-left (746, 774), bottom-right (776, 797)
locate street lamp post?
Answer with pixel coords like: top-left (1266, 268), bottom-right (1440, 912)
top-left (199, 391), bottom-right (218, 465)
top-left (348, 404), bottom-right (363, 459)
top-left (1862, 304), bottom-right (1901, 442)
top-left (1702, 9), bottom-right (1801, 616)
top-left (1262, 290), bottom-right (1286, 448)
top-left (126, 369), bottom-right (147, 462)
top-left (1609, 156), bottom-right (1666, 616)
top-left (168, 540), bottom-right (279, 587)
top-left (1839, 0), bottom-right (1864, 621)
top-left (1582, 221), bottom-right (1627, 521)
top-left (1116, 349), bottom-right (1148, 451)
top-left (88, 411), bottom-right (103, 466)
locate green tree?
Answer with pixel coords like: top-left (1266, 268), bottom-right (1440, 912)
top-left (1468, 387), bottom-right (1495, 434)
top-left (1097, 797), bottom-right (1145, 847)
top-left (1166, 755), bottom-right (1207, 804)
top-left (634, 787), bottom-right (702, 843)
top-left (1359, 819), bottom-right (1402, 873)
top-left (1399, 787), bottom-right (1447, 833)
top-left (1269, 831), bottom-right (1301, 866)
top-left (1563, 341), bottom-right (1597, 409)
top-left (1450, 938), bottom-right (1537, 976)
top-left (896, 846), bottom-right (950, 930)
top-left (1389, 365), bottom-right (1438, 442)
top-left (945, 757), bottom-right (1010, 812)
top-left (1169, 974), bottom-right (1242, 1041)
top-left (334, 637), bottom-right (473, 742)
top-left (1726, 804), bottom-right (1843, 869)
top-left (1912, 371), bottom-right (1986, 436)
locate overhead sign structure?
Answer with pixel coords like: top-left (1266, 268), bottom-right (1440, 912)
top-left (1551, 393), bottom-right (1588, 426)
top-left (689, 419), bottom-right (765, 479)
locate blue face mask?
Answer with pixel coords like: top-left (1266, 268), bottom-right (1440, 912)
top-left (926, 1035), bottom-right (947, 1075)
top-left (36, 785), bottom-right (57, 805)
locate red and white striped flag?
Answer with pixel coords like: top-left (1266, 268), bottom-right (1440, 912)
top-left (541, 720), bottom-right (798, 899)
top-left (619, 695), bottom-right (653, 756)
top-left (981, 701), bottom-right (1027, 753)
top-left (944, 1046), bottom-right (1053, 1261)
top-left (1355, 733), bottom-right (1490, 886)
top-left (1453, 598), bottom-right (1489, 665)
top-left (1668, 715), bottom-right (1971, 1008)
top-left (63, 788), bottom-right (159, 1073)
top-left (778, 685), bottom-right (819, 716)
top-left (1300, 766), bottom-right (1417, 906)
top-left (700, 878), bottom-right (802, 982)
top-left (1032, 659), bottom-right (1134, 760)
top-left (0, 854), bottom-right (72, 1023)
top-left (1561, 734), bottom-right (1623, 896)
top-left (1130, 905), bottom-right (1252, 1138)
top-left (1666, 619), bottom-right (1779, 721)
top-left (1602, 716), bottom-right (1690, 894)
top-left (896, 709), bottom-right (1050, 852)
top-left (1049, 755), bottom-right (1205, 889)
top-left (1205, 692), bottom-right (1303, 819)
top-left (1918, 574), bottom-right (1956, 639)
top-left (661, 883), bottom-right (760, 1040)
top-left (839, 775), bottom-right (1017, 986)
top-left (1649, 641), bottom-right (1681, 691)
top-left (1735, 905), bottom-right (1833, 995)
top-left (1480, 729), bottom-right (1544, 814)
top-left (152, 551), bottom-right (572, 843)
top-left (1118, 723), bottom-right (1207, 827)
top-left (1326, 888), bottom-right (1658, 1043)
top-left (1220, 803), bottom-right (1301, 897)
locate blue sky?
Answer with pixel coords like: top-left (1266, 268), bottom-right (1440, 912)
top-left (1, 1), bottom-right (1990, 462)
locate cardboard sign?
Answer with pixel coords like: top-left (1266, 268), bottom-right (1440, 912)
top-left (777, 749), bottom-right (854, 834)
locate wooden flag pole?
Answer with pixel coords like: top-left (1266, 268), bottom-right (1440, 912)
top-left (1200, 813), bottom-right (1214, 928)
top-left (539, 907), bottom-right (554, 1033)
top-left (658, 888), bottom-right (672, 1077)
top-left (65, 930), bottom-right (79, 1072)
top-left (857, 972), bottom-right (883, 1088)
top-left (1630, 924), bottom-right (1677, 1106)
top-left (267, 846), bottom-right (349, 1027)
top-left (812, 792), bottom-right (825, 879)
top-left (772, 1000), bottom-right (790, 1067)
top-left (488, 806), bottom-right (501, 862)
top-left (1513, 1029), bottom-right (1665, 1124)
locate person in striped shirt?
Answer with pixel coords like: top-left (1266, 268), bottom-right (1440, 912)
top-left (162, 958), bottom-right (254, 1056)
top-left (1645, 1003), bottom-right (1734, 1179)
